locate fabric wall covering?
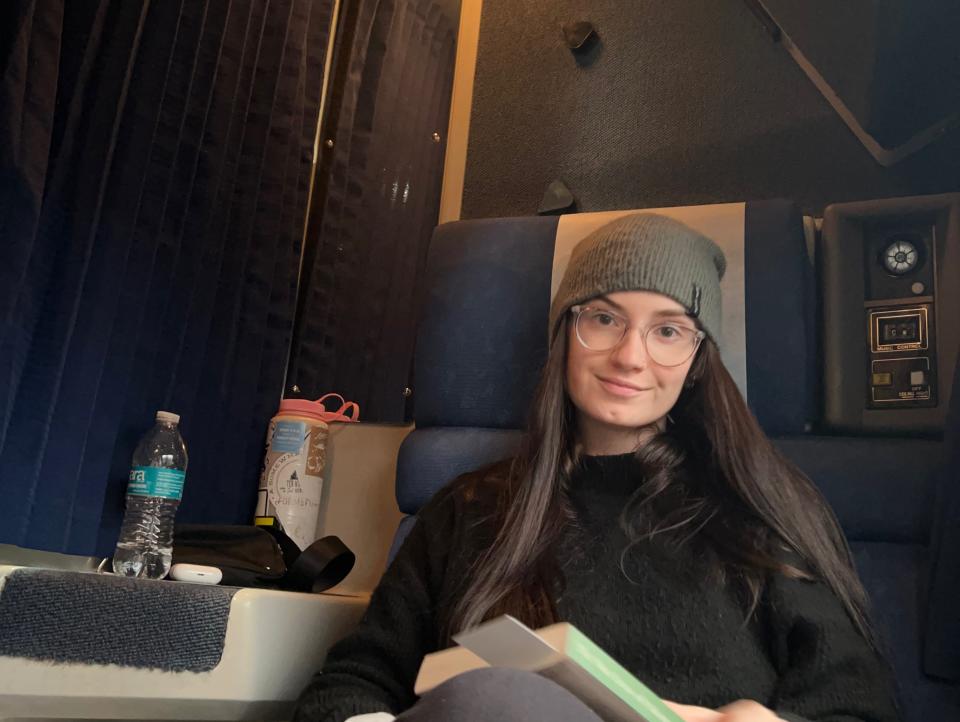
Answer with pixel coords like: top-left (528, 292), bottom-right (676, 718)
top-left (0, 0), bottom-right (334, 556)
top-left (460, 0), bottom-right (960, 220)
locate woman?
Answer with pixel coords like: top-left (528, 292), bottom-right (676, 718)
top-left (294, 214), bottom-right (900, 722)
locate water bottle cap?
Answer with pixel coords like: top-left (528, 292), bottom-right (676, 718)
top-left (156, 410), bottom-right (181, 424)
top-left (277, 394), bottom-right (359, 423)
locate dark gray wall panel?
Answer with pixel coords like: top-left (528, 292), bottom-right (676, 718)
top-left (461, 1), bottom-right (960, 219)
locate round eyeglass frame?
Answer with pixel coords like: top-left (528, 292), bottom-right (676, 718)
top-left (570, 304), bottom-right (705, 367)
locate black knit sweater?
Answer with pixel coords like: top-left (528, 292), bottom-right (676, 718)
top-left (294, 455), bottom-right (900, 722)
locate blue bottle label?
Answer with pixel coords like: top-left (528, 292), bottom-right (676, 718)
top-left (270, 420), bottom-right (307, 453)
top-left (128, 466), bottom-right (186, 500)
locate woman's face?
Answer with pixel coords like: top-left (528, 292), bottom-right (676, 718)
top-left (565, 290), bottom-right (700, 455)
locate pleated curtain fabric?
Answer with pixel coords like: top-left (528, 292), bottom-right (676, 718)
top-left (287, 0), bottom-right (458, 422)
top-left (0, 0), bottom-right (334, 557)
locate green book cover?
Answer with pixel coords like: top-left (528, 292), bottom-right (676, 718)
top-left (562, 623), bottom-right (683, 722)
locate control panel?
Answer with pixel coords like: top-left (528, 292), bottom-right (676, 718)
top-left (821, 192), bottom-right (959, 434)
top-left (862, 221), bottom-right (939, 410)
top-left (867, 305), bottom-right (936, 407)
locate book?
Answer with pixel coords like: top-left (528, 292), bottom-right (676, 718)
top-left (414, 615), bottom-right (684, 722)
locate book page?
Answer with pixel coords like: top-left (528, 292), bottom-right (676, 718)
top-left (414, 646), bottom-right (489, 695)
top-left (453, 615), bottom-right (565, 670)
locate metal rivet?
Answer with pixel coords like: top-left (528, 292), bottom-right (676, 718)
top-left (402, 387), bottom-right (413, 397)
top-left (291, 384), bottom-right (301, 393)
top-left (911, 282), bottom-right (925, 295)
top-left (325, 139), bottom-right (334, 148)
top-left (336, 244), bottom-right (344, 252)
top-left (431, 132), bottom-right (441, 143)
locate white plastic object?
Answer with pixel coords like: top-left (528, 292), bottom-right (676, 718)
top-left (169, 563), bottom-right (223, 585)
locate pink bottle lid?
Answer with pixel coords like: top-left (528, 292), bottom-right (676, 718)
top-left (277, 394), bottom-right (360, 423)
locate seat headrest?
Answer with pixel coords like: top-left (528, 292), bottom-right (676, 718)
top-left (395, 428), bottom-right (522, 514)
top-left (414, 199), bottom-right (813, 435)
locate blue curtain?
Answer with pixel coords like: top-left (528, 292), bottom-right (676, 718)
top-left (0, 0), bottom-right (334, 557)
top-left (286, 0), bottom-right (459, 422)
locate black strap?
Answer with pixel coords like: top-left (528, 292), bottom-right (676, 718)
top-left (260, 525), bottom-right (355, 593)
top-left (283, 535), bottom-right (356, 593)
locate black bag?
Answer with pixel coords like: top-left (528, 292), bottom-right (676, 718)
top-left (172, 524), bottom-right (355, 593)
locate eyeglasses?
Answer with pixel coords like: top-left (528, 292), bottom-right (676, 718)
top-left (570, 305), bottom-right (705, 367)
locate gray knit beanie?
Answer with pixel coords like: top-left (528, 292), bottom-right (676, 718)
top-left (549, 213), bottom-right (727, 343)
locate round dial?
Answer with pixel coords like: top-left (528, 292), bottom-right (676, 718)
top-left (882, 238), bottom-right (919, 276)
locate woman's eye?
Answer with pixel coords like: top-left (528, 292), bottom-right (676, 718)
top-left (592, 312), bottom-right (618, 326)
top-left (654, 325), bottom-right (684, 340)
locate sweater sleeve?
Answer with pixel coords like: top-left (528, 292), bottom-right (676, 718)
top-left (765, 573), bottom-right (901, 722)
top-left (292, 486), bottom-right (460, 722)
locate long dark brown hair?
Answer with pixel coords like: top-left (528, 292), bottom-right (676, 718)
top-left (444, 315), bottom-right (878, 649)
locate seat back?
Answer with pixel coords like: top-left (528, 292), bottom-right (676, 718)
top-left (390, 200), bottom-right (959, 719)
top-left (924, 354), bottom-right (960, 680)
top-left (393, 199), bottom-right (812, 544)
top-left (774, 436), bottom-right (958, 720)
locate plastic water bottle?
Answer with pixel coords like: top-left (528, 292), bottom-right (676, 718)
top-left (112, 411), bottom-right (189, 579)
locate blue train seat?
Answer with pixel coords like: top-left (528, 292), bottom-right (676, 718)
top-left (389, 201), bottom-right (959, 721)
